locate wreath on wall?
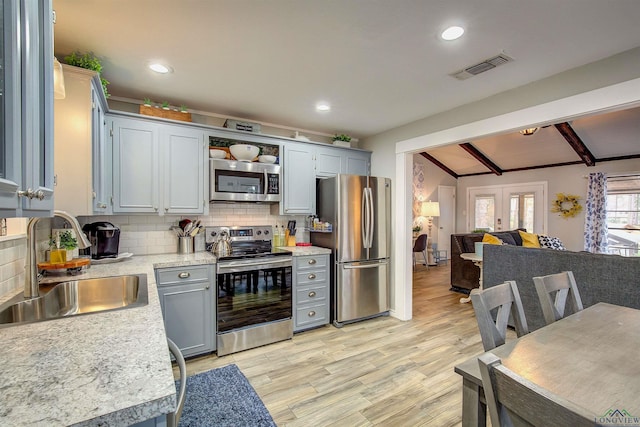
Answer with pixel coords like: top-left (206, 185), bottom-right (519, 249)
top-left (551, 193), bottom-right (582, 218)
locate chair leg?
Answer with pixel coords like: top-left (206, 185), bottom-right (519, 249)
top-left (421, 250), bottom-right (428, 269)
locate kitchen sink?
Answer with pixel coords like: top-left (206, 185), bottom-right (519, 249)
top-left (0, 274), bottom-right (148, 327)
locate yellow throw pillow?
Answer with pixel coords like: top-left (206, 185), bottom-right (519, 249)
top-left (482, 233), bottom-right (503, 245)
top-left (519, 230), bottom-right (541, 248)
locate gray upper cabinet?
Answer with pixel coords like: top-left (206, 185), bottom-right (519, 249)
top-left (281, 143), bottom-right (316, 214)
top-left (110, 114), bottom-right (208, 215)
top-left (0, 0), bottom-right (54, 217)
top-left (111, 116), bottom-right (160, 213)
top-left (91, 82), bottom-right (111, 214)
top-left (54, 65), bottom-right (109, 216)
top-left (280, 141), bottom-right (371, 215)
top-left (344, 150), bottom-right (370, 176)
top-left (315, 146), bottom-right (343, 178)
top-left (163, 126), bottom-right (207, 215)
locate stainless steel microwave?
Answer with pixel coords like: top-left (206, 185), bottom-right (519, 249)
top-left (210, 159), bottom-right (281, 202)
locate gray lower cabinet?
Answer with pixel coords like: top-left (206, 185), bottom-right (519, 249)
top-left (155, 264), bottom-right (216, 358)
top-left (293, 254), bottom-right (329, 332)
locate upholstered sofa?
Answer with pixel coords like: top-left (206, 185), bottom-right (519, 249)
top-left (482, 244), bottom-right (640, 331)
top-left (450, 230), bottom-right (524, 293)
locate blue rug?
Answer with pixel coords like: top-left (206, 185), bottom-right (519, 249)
top-left (177, 364), bottom-right (276, 427)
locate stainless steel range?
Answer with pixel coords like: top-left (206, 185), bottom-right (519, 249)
top-left (205, 225), bottom-right (292, 356)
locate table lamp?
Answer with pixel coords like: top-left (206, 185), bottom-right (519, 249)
top-left (421, 201), bottom-right (440, 235)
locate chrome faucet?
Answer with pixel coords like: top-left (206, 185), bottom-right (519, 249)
top-left (25, 210), bottom-right (91, 298)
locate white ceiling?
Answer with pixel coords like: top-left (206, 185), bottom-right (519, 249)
top-left (52, 0), bottom-right (640, 139)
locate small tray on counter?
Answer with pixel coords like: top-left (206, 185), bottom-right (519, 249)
top-left (37, 258), bottom-right (91, 270)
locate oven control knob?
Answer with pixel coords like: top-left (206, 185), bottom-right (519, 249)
top-left (264, 229), bottom-right (270, 235)
top-left (210, 231), bottom-right (217, 237)
top-left (256, 230), bottom-right (262, 236)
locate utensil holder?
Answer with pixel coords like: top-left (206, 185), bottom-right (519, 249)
top-left (178, 236), bottom-right (194, 254)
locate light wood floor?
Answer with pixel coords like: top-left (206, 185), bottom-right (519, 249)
top-left (179, 263), bottom-right (483, 426)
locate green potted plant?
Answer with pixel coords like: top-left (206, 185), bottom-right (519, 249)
top-left (161, 101), bottom-right (170, 110)
top-left (63, 51), bottom-right (110, 98)
top-left (143, 98), bottom-right (152, 107)
top-left (333, 134), bottom-right (352, 142)
top-left (332, 134), bottom-right (352, 147)
top-left (180, 105), bottom-right (188, 113)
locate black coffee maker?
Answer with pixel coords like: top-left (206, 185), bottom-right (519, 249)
top-left (82, 222), bottom-right (120, 259)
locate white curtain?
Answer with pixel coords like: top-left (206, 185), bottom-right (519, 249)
top-left (584, 172), bottom-right (608, 253)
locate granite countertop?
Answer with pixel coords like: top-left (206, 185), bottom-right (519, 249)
top-left (280, 246), bottom-right (331, 256)
top-left (0, 252), bottom-right (215, 426)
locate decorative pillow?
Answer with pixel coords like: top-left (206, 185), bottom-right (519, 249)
top-left (491, 232), bottom-right (517, 246)
top-left (519, 230), bottom-right (541, 248)
top-left (538, 235), bottom-right (567, 250)
top-left (482, 233), bottom-right (503, 245)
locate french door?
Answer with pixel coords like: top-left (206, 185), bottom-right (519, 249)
top-left (467, 182), bottom-right (547, 233)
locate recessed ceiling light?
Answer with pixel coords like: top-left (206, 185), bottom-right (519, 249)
top-left (149, 63), bottom-right (172, 74)
top-left (441, 26), bottom-right (465, 41)
top-left (316, 102), bottom-right (331, 112)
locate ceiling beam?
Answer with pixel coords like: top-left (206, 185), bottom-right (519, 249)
top-left (554, 122), bottom-right (596, 166)
top-left (419, 152), bottom-right (459, 179)
top-left (459, 143), bottom-right (503, 175)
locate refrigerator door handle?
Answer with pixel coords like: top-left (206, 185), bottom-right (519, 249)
top-left (343, 261), bottom-right (386, 270)
top-left (367, 187), bottom-right (374, 248)
top-left (361, 187), bottom-right (368, 248)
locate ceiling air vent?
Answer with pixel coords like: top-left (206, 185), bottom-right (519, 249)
top-left (450, 53), bottom-right (514, 81)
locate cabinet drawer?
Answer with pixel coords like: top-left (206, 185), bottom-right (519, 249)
top-left (156, 265), bottom-right (211, 286)
top-left (295, 303), bottom-right (328, 328)
top-left (295, 255), bottom-right (328, 270)
top-left (296, 285), bottom-right (328, 305)
top-left (296, 269), bottom-right (327, 286)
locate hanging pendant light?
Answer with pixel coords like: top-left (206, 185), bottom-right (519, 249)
top-left (53, 56), bottom-right (66, 99)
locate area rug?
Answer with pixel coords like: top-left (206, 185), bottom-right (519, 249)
top-left (177, 364), bottom-right (276, 427)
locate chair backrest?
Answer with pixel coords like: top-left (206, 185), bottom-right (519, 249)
top-left (533, 271), bottom-right (584, 325)
top-left (478, 353), bottom-right (595, 427)
top-left (470, 281), bottom-right (529, 351)
top-left (167, 338), bottom-right (187, 427)
top-left (413, 234), bottom-right (428, 252)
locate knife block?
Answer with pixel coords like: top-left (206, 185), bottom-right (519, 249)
top-left (284, 230), bottom-right (296, 246)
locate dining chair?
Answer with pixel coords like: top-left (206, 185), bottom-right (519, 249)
top-left (412, 234), bottom-right (428, 269)
top-left (167, 338), bottom-right (187, 427)
top-left (478, 352), bottom-right (595, 427)
top-left (533, 271), bottom-right (584, 325)
top-left (470, 280), bottom-right (529, 351)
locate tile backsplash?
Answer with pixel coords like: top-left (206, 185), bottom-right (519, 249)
top-left (0, 237), bottom-right (27, 299)
top-left (79, 203), bottom-right (309, 256)
top-left (0, 204), bottom-right (309, 300)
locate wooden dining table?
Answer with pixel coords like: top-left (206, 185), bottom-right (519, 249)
top-left (454, 303), bottom-right (640, 427)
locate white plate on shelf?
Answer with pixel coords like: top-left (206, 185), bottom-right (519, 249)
top-left (91, 252), bottom-right (133, 265)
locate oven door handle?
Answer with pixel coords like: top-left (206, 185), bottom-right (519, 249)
top-left (218, 258), bottom-right (292, 274)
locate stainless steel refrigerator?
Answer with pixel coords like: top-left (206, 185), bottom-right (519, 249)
top-left (311, 174), bottom-right (391, 327)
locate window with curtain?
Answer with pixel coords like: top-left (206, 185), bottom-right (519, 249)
top-left (606, 175), bottom-right (640, 256)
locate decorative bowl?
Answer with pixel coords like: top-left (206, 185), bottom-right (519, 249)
top-left (258, 155), bottom-right (276, 164)
top-left (230, 144), bottom-right (259, 162)
top-left (209, 149), bottom-right (226, 159)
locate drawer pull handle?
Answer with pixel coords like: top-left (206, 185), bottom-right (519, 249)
top-left (308, 291), bottom-right (316, 298)
top-left (178, 272), bottom-right (190, 279)
top-left (308, 259), bottom-right (317, 265)
top-left (308, 273), bottom-right (316, 280)
top-left (308, 311), bottom-right (316, 317)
